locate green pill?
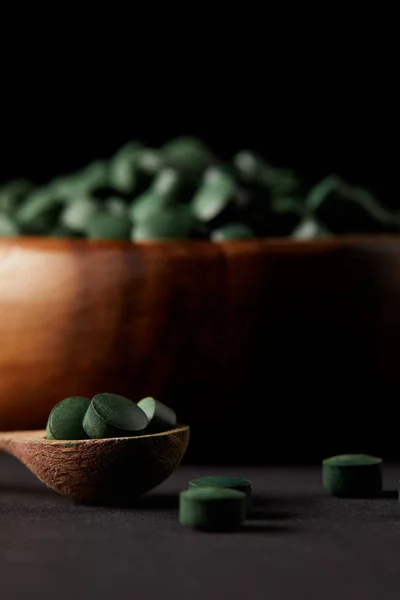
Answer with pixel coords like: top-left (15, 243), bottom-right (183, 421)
top-left (136, 148), bottom-right (162, 175)
top-left (189, 476), bottom-right (252, 511)
top-left (50, 162), bottom-right (109, 200)
top-left (151, 168), bottom-right (182, 200)
top-left (16, 188), bottom-right (64, 234)
top-left (106, 197), bottom-right (129, 217)
top-left (136, 397), bottom-right (177, 433)
top-left (108, 142), bottom-right (142, 194)
top-left (86, 213), bottom-right (132, 240)
top-left (304, 175), bottom-right (343, 211)
top-left (60, 196), bottom-right (101, 233)
top-left (211, 223), bottom-right (255, 241)
top-left (0, 213), bottom-right (20, 236)
top-left (152, 166), bottom-right (200, 205)
top-left (322, 454), bottom-right (383, 498)
top-left (179, 487), bottom-right (246, 531)
top-left (291, 216), bottom-right (331, 240)
top-left (0, 180), bottom-right (33, 214)
top-left (191, 167), bottom-right (237, 222)
top-left (132, 205), bottom-right (196, 240)
top-left (129, 190), bottom-right (168, 223)
top-left (49, 224), bottom-right (83, 238)
top-left (161, 136), bottom-right (213, 174)
top-left (109, 155), bottom-right (137, 194)
top-left (83, 393), bottom-right (149, 439)
top-left (77, 160), bottom-right (109, 193)
top-left (45, 396), bottom-right (91, 440)
top-left (234, 150), bottom-right (299, 194)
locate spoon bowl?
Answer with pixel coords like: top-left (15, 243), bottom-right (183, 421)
top-left (0, 425), bottom-right (190, 504)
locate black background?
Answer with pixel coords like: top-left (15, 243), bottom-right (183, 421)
top-left (0, 104), bottom-right (395, 210)
top-left (0, 30), bottom-right (396, 211)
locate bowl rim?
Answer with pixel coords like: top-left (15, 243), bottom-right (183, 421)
top-left (1, 233), bottom-right (400, 252)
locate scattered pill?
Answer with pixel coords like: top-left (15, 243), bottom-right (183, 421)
top-left (83, 393), bottom-right (149, 439)
top-left (322, 454), bottom-right (383, 497)
top-left (179, 486), bottom-right (246, 531)
top-left (136, 397), bottom-right (177, 433)
top-left (45, 396), bottom-right (91, 440)
top-left (189, 476), bottom-right (252, 511)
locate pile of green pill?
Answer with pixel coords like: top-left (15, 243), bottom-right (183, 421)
top-left (1, 137), bottom-right (398, 241)
top-left (45, 394), bottom-right (177, 440)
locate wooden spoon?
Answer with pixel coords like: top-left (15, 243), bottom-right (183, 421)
top-left (0, 425), bottom-right (190, 504)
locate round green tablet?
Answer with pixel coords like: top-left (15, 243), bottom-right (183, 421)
top-left (108, 142), bottom-right (142, 194)
top-left (49, 224), bottom-right (83, 238)
top-left (322, 454), bottom-right (383, 497)
top-left (191, 167), bottom-right (236, 222)
top-left (189, 476), bottom-right (252, 511)
top-left (152, 168), bottom-right (178, 194)
top-left (161, 137), bottom-right (213, 173)
top-left (129, 190), bottom-right (167, 223)
top-left (16, 188), bottom-right (64, 234)
top-left (234, 150), bottom-right (299, 194)
top-left (132, 205), bottom-right (196, 240)
top-left (106, 197), bottom-right (129, 217)
top-left (45, 396), bottom-right (91, 440)
top-left (60, 196), bottom-right (101, 233)
top-left (0, 213), bottom-right (20, 236)
top-left (0, 179), bottom-right (33, 214)
top-left (77, 160), bottom-right (109, 193)
top-left (179, 487), bottom-right (246, 531)
top-left (136, 148), bottom-right (162, 175)
top-left (292, 216), bottom-right (330, 240)
top-left (136, 397), bottom-right (177, 433)
top-left (82, 393), bottom-right (149, 439)
top-left (86, 213), bottom-right (132, 240)
top-left (211, 223), bottom-right (255, 241)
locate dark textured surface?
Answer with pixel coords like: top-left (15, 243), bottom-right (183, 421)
top-left (1, 455), bottom-right (400, 600)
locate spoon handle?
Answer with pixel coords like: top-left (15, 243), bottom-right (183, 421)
top-left (0, 431), bottom-right (15, 454)
top-left (0, 430), bottom-right (14, 442)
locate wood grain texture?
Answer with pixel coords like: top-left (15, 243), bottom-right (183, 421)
top-left (0, 425), bottom-right (190, 503)
top-left (1, 235), bottom-right (400, 462)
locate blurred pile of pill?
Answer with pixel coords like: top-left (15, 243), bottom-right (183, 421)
top-left (1, 136), bottom-right (398, 241)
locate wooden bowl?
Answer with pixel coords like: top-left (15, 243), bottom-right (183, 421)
top-left (1, 235), bottom-right (400, 462)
